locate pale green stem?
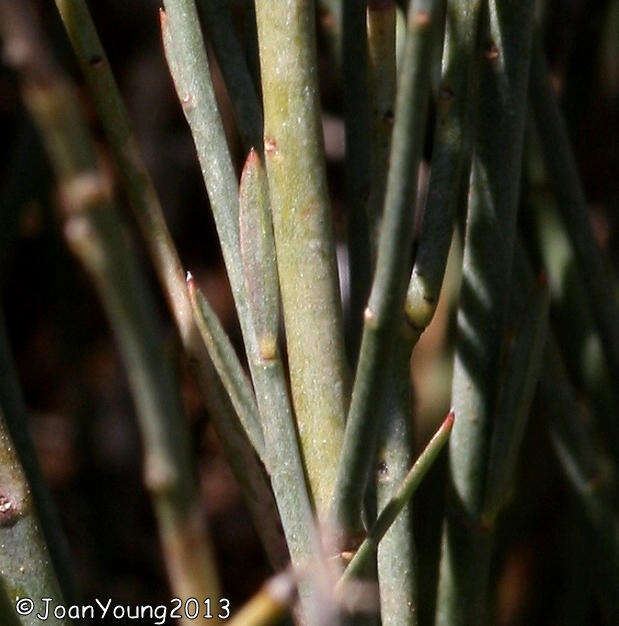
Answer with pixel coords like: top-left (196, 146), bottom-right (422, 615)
top-left (254, 0), bottom-right (350, 515)
top-left (338, 413), bottom-right (454, 588)
top-left (366, 4), bottom-right (418, 622)
top-left (54, 0), bottom-right (285, 568)
top-left (436, 1), bottom-right (535, 623)
top-left (405, 0), bottom-right (483, 337)
top-left (331, 0), bottom-right (438, 543)
top-left (238, 152), bottom-right (320, 560)
top-left (0, 404), bottom-right (66, 626)
top-left (198, 0), bottom-right (263, 152)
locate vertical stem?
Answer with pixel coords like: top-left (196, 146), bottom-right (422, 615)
top-left (366, 0), bottom-right (397, 257)
top-left (331, 0), bottom-right (438, 543)
top-left (1, 404), bottom-right (67, 626)
top-left (198, 0), bottom-right (263, 152)
top-left (254, 0), bottom-right (349, 515)
top-left (54, 0), bottom-right (285, 568)
top-left (405, 0), bottom-right (483, 337)
top-left (436, 1), bottom-right (535, 623)
top-left (367, 4), bottom-right (419, 622)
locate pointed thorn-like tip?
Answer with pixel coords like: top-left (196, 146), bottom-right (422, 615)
top-left (159, 7), bottom-right (167, 28)
top-left (186, 272), bottom-right (196, 295)
top-left (443, 411), bottom-right (455, 429)
top-left (240, 148), bottom-right (262, 193)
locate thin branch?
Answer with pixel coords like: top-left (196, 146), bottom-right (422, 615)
top-left (238, 151), bottom-right (321, 573)
top-left (198, 0), bottom-right (263, 152)
top-left (338, 413), bottom-right (454, 588)
top-left (331, 0), bottom-right (439, 543)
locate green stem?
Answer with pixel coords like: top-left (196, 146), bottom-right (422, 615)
top-left (405, 0), bottom-right (483, 337)
top-left (254, 0), bottom-right (349, 515)
top-left (529, 35), bottom-right (619, 384)
top-left (3, 5), bottom-right (221, 610)
top-left (331, 0), bottom-right (438, 542)
top-left (54, 0), bottom-right (285, 569)
top-left (436, 1), bottom-right (535, 623)
top-left (366, 5), bottom-right (419, 621)
top-left (375, 328), bottom-right (418, 625)
top-left (238, 151), bottom-right (321, 573)
top-left (0, 318), bottom-right (75, 604)
top-left (338, 413), bottom-right (454, 588)
top-left (198, 0), bottom-right (263, 152)
top-left (0, 404), bottom-right (66, 626)
top-left (367, 0), bottom-right (397, 259)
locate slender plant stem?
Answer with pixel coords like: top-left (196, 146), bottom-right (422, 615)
top-left (254, 0), bottom-right (350, 515)
top-left (529, 34), bottom-right (619, 383)
top-left (2, 4), bottom-right (221, 612)
top-left (405, 0), bottom-right (483, 337)
top-left (238, 151), bottom-right (321, 576)
top-left (0, 404), bottom-right (66, 626)
top-left (338, 413), bottom-right (454, 589)
top-left (331, 0), bottom-right (439, 543)
top-left (366, 5), bottom-right (419, 621)
top-left (366, 0), bottom-right (397, 258)
top-left (54, 0), bottom-right (286, 568)
top-left (188, 279), bottom-right (266, 463)
top-left (482, 276), bottom-right (550, 522)
top-left (198, 0), bottom-right (263, 152)
top-left (375, 329), bottom-right (418, 626)
top-left (0, 318), bottom-right (75, 604)
top-left (343, 0), bottom-right (372, 362)
top-left (436, 1), bottom-right (535, 623)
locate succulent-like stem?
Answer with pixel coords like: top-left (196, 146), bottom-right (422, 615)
top-left (331, 0), bottom-right (438, 542)
top-left (54, 0), bottom-right (286, 568)
top-left (238, 151), bottom-right (321, 575)
top-left (197, 0), bottom-right (263, 152)
top-left (343, 0), bottom-right (372, 361)
top-left (188, 279), bottom-right (266, 463)
top-left (436, 1), bottom-right (535, 623)
top-left (254, 0), bottom-right (349, 515)
top-left (405, 0), bottom-right (483, 337)
top-left (529, 35), bottom-right (619, 385)
top-left (338, 413), bottom-right (454, 588)
top-left (2, 3), bottom-right (221, 612)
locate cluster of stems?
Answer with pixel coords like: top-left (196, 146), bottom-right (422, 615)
top-left (0, 0), bottom-right (616, 625)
